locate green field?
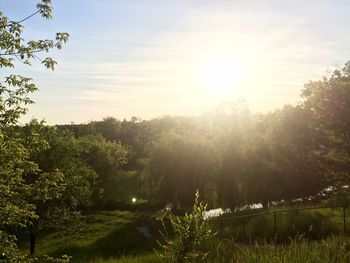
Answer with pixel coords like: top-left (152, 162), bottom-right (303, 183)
top-left (20, 210), bottom-right (157, 262)
top-left (18, 207), bottom-right (350, 263)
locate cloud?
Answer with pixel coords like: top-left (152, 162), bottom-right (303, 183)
top-left (21, 0), bottom-right (350, 123)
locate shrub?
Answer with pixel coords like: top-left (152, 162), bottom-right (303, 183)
top-left (0, 231), bottom-right (71, 263)
top-left (156, 191), bottom-right (213, 262)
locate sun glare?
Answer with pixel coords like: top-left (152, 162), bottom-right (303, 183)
top-left (198, 55), bottom-right (246, 93)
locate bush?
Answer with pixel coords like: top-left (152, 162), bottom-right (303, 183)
top-left (0, 232), bottom-right (26, 263)
top-left (0, 230), bottom-right (71, 263)
top-left (156, 191), bottom-right (213, 262)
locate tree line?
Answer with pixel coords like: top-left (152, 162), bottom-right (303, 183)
top-left (57, 63), bottom-right (350, 210)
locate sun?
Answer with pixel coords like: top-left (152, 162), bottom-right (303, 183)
top-left (198, 55), bottom-right (246, 93)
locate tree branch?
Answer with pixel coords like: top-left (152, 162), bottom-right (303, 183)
top-left (17, 10), bottom-right (41, 24)
top-left (0, 49), bottom-right (46, 57)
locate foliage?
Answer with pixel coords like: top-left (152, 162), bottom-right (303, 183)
top-left (143, 130), bottom-right (220, 206)
top-left (0, 132), bottom-right (38, 228)
top-left (0, 0), bottom-right (69, 126)
top-left (22, 120), bottom-right (97, 208)
top-left (0, 232), bottom-right (27, 263)
top-left (156, 191), bottom-right (213, 263)
top-left (78, 134), bottom-right (129, 205)
top-left (302, 62), bottom-right (350, 204)
top-left (0, 232), bottom-right (71, 262)
top-left (0, 0), bottom-right (69, 260)
top-left (58, 88), bottom-right (345, 210)
top-left (13, 120), bottom-right (98, 255)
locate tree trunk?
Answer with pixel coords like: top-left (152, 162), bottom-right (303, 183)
top-left (29, 230), bottom-right (36, 255)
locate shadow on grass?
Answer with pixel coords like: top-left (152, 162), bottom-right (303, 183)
top-left (49, 217), bottom-right (158, 262)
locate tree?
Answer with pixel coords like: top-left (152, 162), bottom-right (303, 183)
top-left (144, 130), bottom-right (219, 207)
top-left (20, 120), bottom-right (97, 255)
top-left (301, 62), bottom-right (350, 204)
top-left (0, 1), bottom-right (69, 261)
top-left (93, 117), bottom-right (122, 142)
top-left (246, 106), bottom-right (327, 206)
top-left (0, 130), bottom-right (39, 261)
top-left (206, 104), bottom-right (256, 208)
top-left (78, 134), bottom-right (129, 206)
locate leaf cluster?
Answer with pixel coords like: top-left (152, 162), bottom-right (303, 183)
top-left (0, 0), bottom-right (69, 126)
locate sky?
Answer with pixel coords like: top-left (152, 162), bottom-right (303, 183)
top-left (2, 0), bottom-right (350, 124)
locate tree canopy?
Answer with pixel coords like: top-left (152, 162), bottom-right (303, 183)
top-left (0, 1), bottom-right (72, 261)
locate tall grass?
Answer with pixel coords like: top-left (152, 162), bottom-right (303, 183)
top-left (206, 235), bottom-right (350, 263)
top-left (88, 253), bottom-right (158, 263)
top-left (87, 236), bottom-right (350, 263)
top-left (213, 206), bottom-right (348, 242)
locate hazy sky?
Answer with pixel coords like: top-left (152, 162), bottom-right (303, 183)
top-left (2, 0), bottom-right (350, 124)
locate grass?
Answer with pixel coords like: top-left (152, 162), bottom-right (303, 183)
top-left (19, 210), bottom-right (158, 262)
top-left (88, 254), bottom-right (158, 263)
top-left (205, 235), bottom-right (350, 263)
top-left (213, 206), bottom-right (349, 242)
top-left (18, 206), bottom-right (349, 262)
top-left (80, 236), bottom-right (350, 263)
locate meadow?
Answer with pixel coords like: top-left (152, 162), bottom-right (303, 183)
top-left (19, 206), bottom-right (349, 262)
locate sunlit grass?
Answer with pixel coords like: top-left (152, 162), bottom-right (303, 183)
top-left (19, 210), bottom-right (157, 263)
